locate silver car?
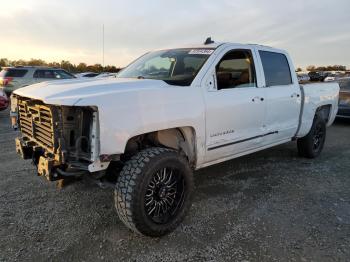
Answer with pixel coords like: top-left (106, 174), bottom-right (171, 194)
top-left (337, 77), bottom-right (350, 118)
top-left (0, 66), bottom-right (76, 96)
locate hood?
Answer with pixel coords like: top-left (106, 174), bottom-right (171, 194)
top-left (13, 78), bottom-right (169, 105)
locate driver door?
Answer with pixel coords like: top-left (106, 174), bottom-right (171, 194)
top-left (203, 47), bottom-right (267, 163)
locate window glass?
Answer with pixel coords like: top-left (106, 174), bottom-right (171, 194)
top-left (34, 70), bottom-right (55, 78)
top-left (53, 70), bottom-right (76, 79)
top-left (339, 79), bottom-right (350, 90)
top-left (216, 50), bottom-right (256, 90)
top-left (142, 56), bottom-right (173, 77)
top-left (83, 73), bottom-right (99, 77)
top-left (0, 69), bottom-right (28, 77)
top-left (117, 48), bottom-right (212, 86)
top-left (259, 51), bottom-right (292, 86)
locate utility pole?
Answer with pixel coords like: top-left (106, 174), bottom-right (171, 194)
top-left (102, 24), bottom-right (105, 68)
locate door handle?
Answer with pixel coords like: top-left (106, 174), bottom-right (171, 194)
top-left (252, 96), bottom-right (264, 102)
top-left (291, 93), bottom-right (300, 98)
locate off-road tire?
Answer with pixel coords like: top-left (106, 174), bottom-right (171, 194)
top-left (297, 114), bottom-right (326, 158)
top-left (114, 147), bottom-right (194, 237)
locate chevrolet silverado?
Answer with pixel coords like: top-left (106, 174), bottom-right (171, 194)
top-left (10, 40), bottom-right (339, 237)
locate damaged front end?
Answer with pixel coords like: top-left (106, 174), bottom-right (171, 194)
top-left (12, 95), bottom-right (106, 181)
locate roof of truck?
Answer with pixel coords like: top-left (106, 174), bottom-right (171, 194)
top-left (161, 38), bottom-right (284, 53)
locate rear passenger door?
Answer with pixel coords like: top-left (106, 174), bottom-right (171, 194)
top-left (256, 49), bottom-right (301, 144)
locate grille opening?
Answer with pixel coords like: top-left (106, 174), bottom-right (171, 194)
top-left (61, 106), bottom-right (94, 160)
top-left (16, 96), bottom-right (96, 163)
top-left (81, 110), bottom-right (93, 153)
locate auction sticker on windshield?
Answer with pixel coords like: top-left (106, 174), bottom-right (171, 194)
top-left (188, 49), bottom-right (214, 55)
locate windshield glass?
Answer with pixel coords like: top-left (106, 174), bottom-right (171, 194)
top-left (53, 70), bottom-right (76, 79)
top-left (117, 48), bottom-right (214, 86)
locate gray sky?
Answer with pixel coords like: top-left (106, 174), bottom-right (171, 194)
top-left (1, 0), bottom-right (349, 69)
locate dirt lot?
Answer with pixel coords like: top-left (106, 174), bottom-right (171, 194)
top-left (0, 108), bottom-right (349, 262)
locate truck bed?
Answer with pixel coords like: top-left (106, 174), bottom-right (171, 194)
top-left (297, 82), bottom-right (339, 137)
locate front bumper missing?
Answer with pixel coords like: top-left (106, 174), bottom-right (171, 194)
top-left (15, 137), bottom-right (110, 181)
top-left (15, 137), bottom-right (32, 160)
top-left (16, 137), bottom-right (87, 181)
top-left (15, 137), bottom-right (58, 181)
top-left (37, 156), bottom-right (57, 180)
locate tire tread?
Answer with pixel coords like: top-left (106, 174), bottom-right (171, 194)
top-left (114, 147), bottom-right (179, 235)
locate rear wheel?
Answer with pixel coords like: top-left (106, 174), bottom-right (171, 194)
top-left (114, 147), bottom-right (193, 237)
top-left (297, 114), bottom-right (326, 158)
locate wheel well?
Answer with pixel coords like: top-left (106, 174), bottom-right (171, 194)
top-left (316, 104), bottom-right (331, 123)
top-left (123, 127), bottom-right (197, 167)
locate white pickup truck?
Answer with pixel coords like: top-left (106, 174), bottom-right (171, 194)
top-left (11, 40), bottom-right (339, 237)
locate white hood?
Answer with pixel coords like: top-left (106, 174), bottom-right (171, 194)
top-left (14, 78), bottom-right (169, 105)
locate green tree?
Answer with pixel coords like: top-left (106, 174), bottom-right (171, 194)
top-left (60, 60), bottom-right (75, 72)
top-left (0, 57), bottom-right (122, 73)
top-left (27, 59), bottom-right (46, 66)
top-left (0, 58), bottom-right (9, 67)
top-left (306, 65), bottom-right (316, 72)
top-left (48, 62), bottom-right (61, 68)
top-left (76, 63), bottom-right (87, 73)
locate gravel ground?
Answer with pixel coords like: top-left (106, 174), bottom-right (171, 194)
top-left (0, 108), bottom-right (349, 262)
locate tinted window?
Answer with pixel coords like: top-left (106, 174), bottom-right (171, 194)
top-left (339, 79), bottom-right (350, 90)
top-left (83, 73), bottom-right (99, 77)
top-left (216, 50), bottom-right (256, 90)
top-left (259, 51), bottom-right (292, 86)
top-left (0, 69), bottom-right (28, 77)
top-left (34, 70), bottom-right (56, 78)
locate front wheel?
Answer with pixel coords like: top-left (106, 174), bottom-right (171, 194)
top-left (114, 147), bottom-right (194, 237)
top-left (297, 114), bottom-right (326, 158)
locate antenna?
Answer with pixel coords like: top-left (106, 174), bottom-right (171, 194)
top-left (204, 37), bottom-right (214, 45)
top-left (102, 24), bottom-right (105, 67)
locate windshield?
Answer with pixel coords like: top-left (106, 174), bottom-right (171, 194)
top-left (53, 70), bottom-right (76, 79)
top-left (117, 48), bottom-right (214, 86)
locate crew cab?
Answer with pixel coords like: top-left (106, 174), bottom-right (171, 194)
top-left (10, 40), bottom-right (339, 237)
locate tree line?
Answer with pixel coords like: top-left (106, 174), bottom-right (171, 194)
top-left (1, 58), bottom-right (347, 74)
top-left (0, 58), bottom-right (122, 73)
top-left (296, 65), bottom-right (347, 72)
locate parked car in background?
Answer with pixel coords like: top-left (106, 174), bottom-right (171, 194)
top-left (297, 73), bottom-right (310, 82)
top-left (0, 88), bottom-right (9, 111)
top-left (95, 72), bottom-right (117, 78)
top-left (324, 74), bottom-right (338, 82)
top-left (308, 71), bottom-right (327, 82)
top-left (336, 77), bottom-right (350, 118)
top-left (0, 66), bottom-right (76, 96)
top-left (75, 72), bottom-right (100, 78)
top-left (75, 72), bottom-right (117, 79)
